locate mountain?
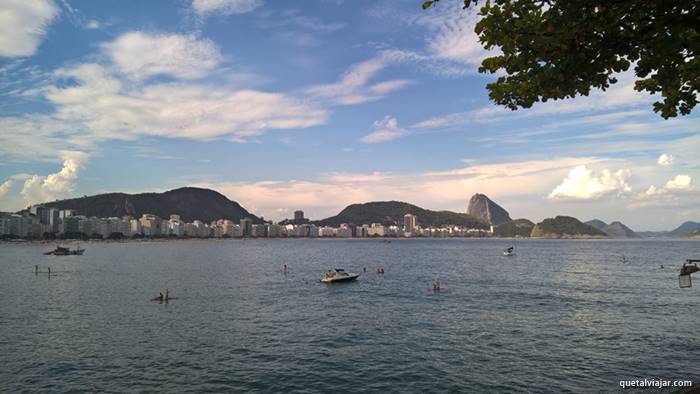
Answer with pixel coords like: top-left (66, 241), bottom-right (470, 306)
top-left (586, 219), bottom-right (639, 237)
top-left (493, 219), bottom-right (535, 237)
top-left (601, 221), bottom-right (640, 238)
top-left (669, 221), bottom-right (700, 237)
top-left (41, 187), bottom-right (262, 223)
top-left (585, 219), bottom-right (608, 230)
top-left (530, 216), bottom-right (607, 238)
top-left (316, 201), bottom-right (489, 229)
top-left (466, 194), bottom-right (512, 225)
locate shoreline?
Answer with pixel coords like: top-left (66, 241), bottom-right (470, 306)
top-left (1, 236), bottom-right (696, 245)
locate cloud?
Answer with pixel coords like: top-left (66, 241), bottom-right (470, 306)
top-left (414, 72), bottom-right (653, 131)
top-left (361, 116), bottom-right (408, 143)
top-left (548, 165), bottom-right (631, 199)
top-left (42, 63), bottom-right (328, 141)
top-left (665, 175), bottom-right (691, 190)
top-left (0, 0), bottom-right (58, 57)
top-left (192, 0), bottom-right (262, 16)
top-left (0, 180), bottom-right (13, 197)
top-left (306, 53), bottom-right (413, 105)
top-left (19, 151), bottom-right (88, 206)
top-left (419, 3), bottom-right (489, 69)
top-left (657, 154), bottom-right (674, 166)
top-left (196, 157), bottom-right (612, 221)
top-left (103, 32), bottom-right (221, 80)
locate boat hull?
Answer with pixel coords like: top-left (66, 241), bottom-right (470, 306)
top-left (320, 274), bottom-right (359, 283)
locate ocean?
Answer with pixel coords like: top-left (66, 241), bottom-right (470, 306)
top-left (1, 238), bottom-right (698, 393)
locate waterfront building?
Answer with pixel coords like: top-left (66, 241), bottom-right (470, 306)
top-left (240, 218), bottom-right (253, 237)
top-left (139, 214), bottom-right (162, 237)
top-left (403, 214), bottom-right (417, 237)
top-left (252, 224), bottom-right (267, 237)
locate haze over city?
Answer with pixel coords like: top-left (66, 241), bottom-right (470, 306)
top-left (1, 0), bottom-right (698, 230)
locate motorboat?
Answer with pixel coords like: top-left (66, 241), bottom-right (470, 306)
top-left (503, 246), bottom-right (515, 256)
top-left (320, 268), bottom-right (359, 283)
top-left (43, 245), bottom-right (85, 255)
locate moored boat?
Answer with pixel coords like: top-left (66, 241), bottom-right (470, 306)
top-left (320, 268), bottom-right (359, 283)
top-left (44, 246), bottom-right (85, 255)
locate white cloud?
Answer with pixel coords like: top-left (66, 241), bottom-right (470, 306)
top-left (419, 3), bottom-right (488, 69)
top-left (196, 157), bottom-right (610, 221)
top-left (0, 0), bottom-right (58, 57)
top-left (306, 54), bottom-right (413, 105)
top-left (0, 180), bottom-right (13, 197)
top-left (19, 151), bottom-right (87, 206)
top-left (361, 116), bottom-right (407, 144)
top-left (43, 63), bottom-right (328, 141)
top-left (548, 165), bottom-right (631, 199)
top-left (657, 153), bottom-right (674, 166)
top-left (665, 175), bottom-right (691, 190)
top-left (85, 20), bottom-right (100, 29)
top-left (103, 32), bottom-right (221, 80)
top-left (192, 0), bottom-right (262, 16)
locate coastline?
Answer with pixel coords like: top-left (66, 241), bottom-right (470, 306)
top-left (1, 236), bottom-right (696, 245)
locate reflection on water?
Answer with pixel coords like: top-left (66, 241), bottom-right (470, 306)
top-left (1, 239), bottom-right (698, 392)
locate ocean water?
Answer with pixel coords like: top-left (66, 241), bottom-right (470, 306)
top-left (1, 238), bottom-right (699, 393)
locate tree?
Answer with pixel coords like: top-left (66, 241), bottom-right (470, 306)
top-left (422, 0), bottom-right (699, 118)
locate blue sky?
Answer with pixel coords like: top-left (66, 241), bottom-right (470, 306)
top-left (0, 0), bottom-right (698, 230)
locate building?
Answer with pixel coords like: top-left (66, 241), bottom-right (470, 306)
top-left (139, 214), bottom-right (162, 237)
top-left (251, 224), bottom-right (267, 237)
top-left (403, 214), bottom-right (417, 237)
top-left (294, 210), bottom-right (304, 221)
top-left (240, 218), bottom-right (253, 237)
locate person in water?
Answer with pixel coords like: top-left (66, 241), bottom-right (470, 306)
top-left (165, 289), bottom-right (169, 301)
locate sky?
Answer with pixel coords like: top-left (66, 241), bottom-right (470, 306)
top-left (0, 0), bottom-right (698, 231)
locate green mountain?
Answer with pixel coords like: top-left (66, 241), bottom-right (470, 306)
top-left (315, 201), bottom-right (489, 228)
top-left (493, 219), bottom-right (535, 237)
top-left (41, 187), bottom-right (262, 223)
top-left (531, 216), bottom-right (607, 238)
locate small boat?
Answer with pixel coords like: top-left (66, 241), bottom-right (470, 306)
top-left (320, 268), bottom-right (359, 283)
top-left (44, 246), bottom-right (85, 255)
top-left (503, 246), bottom-right (515, 256)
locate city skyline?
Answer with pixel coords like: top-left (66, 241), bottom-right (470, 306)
top-left (1, 0), bottom-right (699, 230)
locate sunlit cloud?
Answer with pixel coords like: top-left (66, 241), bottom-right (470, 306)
top-left (665, 175), bottom-right (692, 190)
top-left (658, 153), bottom-right (674, 166)
top-left (19, 151), bottom-right (88, 206)
top-left (0, 0), bottom-right (58, 57)
top-left (192, 0), bottom-right (262, 17)
top-left (548, 165), bottom-right (631, 200)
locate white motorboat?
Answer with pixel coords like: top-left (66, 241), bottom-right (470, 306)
top-left (503, 246), bottom-right (515, 256)
top-left (320, 268), bottom-right (359, 283)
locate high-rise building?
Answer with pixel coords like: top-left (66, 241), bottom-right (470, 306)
top-left (294, 210), bottom-right (304, 221)
top-left (403, 214), bottom-right (417, 237)
top-left (240, 218), bottom-right (253, 237)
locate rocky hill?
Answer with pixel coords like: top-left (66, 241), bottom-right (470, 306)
top-left (584, 219), bottom-right (607, 230)
top-left (316, 201), bottom-right (489, 229)
top-left (530, 216), bottom-right (607, 238)
top-left (493, 219), bottom-right (535, 237)
top-left (41, 187), bottom-right (262, 223)
top-left (585, 219), bottom-right (639, 237)
top-left (466, 194), bottom-right (512, 225)
top-left (669, 221), bottom-right (700, 237)
top-left (601, 221), bottom-right (639, 238)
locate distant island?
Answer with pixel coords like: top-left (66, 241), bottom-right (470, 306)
top-left (1, 187), bottom-right (698, 241)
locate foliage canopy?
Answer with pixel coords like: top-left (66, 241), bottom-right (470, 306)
top-left (423, 0), bottom-right (699, 118)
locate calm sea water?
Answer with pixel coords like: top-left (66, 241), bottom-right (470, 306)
top-left (1, 239), bottom-right (699, 393)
